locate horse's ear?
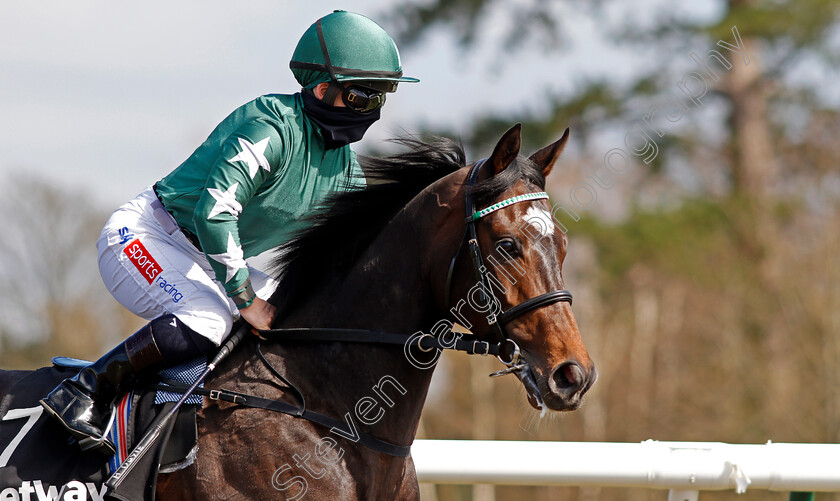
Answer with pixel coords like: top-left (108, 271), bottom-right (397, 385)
top-left (529, 127), bottom-right (570, 177)
top-left (489, 123), bottom-right (522, 176)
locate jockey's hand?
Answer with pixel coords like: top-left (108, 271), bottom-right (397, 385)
top-left (239, 297), bottom-right (276, 335)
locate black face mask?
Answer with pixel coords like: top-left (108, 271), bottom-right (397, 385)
top-left (301, 90), bottom-right (381, 149)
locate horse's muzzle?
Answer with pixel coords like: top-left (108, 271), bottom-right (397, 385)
top-left (541, 361), bottom-right (597, 411)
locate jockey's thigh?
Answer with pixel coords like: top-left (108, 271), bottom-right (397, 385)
top-left (97, 187), bottom-right (277, 346)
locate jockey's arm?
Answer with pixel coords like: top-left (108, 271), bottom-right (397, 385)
top-left (239, 296), bottom-right (276, 332)
top-left (191, 120), bottom-right (284, 331)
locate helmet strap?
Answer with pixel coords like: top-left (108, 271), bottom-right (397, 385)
top-left (315, 18), bottom-right (344, 105)
top-left (322, 82), bottom-right (343, 105)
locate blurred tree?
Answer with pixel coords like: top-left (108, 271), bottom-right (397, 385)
top-left (388, 0), bottom-right (840, 197)
top-left (0, 176), bottom-right (140, 369)
top-left (392, 1), bottom-right (840, 500)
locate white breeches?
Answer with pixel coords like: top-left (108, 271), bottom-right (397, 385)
top-left (97, 187), bottom-right (277, 345)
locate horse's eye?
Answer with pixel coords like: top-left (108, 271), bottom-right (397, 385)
top-left (496, 238), bottom-right (519, 256)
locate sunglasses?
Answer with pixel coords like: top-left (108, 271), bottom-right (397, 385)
top-left (342, 86), bottom-right (386, 115)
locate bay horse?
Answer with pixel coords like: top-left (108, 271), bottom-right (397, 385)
top-left (2, 124), bottom-right (595, 500)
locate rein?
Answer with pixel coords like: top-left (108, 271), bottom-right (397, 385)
top-left (163, 159), bottom-right (576, 457)
top-left (257, 327), bottom-right (501, 356)
top-left (156, 328), bottom-right (503, 458)
top-left (155, 340), bottom-right (412, 457)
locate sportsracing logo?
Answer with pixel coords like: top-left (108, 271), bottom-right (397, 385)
top-left (123, 239), bottom-right (184, 304)
top-left (124, 240), bottom-right (160, 284)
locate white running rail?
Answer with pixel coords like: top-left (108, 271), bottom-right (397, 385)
top-left (412, 440), bottom-right (840, 499)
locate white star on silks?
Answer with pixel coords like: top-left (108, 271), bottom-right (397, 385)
top-left (229, 137), bottom-right (270, 179)
top-left (207, 182), bottom-right (243, 220)
top-left (207, 232), bottom-right (247, 283)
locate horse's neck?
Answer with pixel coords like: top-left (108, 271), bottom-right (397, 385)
top-left (270, 174), bottom-right (464, 446)
top-left (286, 171), bottom-right (464, 331)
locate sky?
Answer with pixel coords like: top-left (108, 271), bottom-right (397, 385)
top-left (0, 0), bottom-right (725, 338)
top-left (0, 0), bottom-right (717, 209)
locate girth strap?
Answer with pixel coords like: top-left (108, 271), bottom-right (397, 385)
top-left (153, 381), bottom-right (411, 457)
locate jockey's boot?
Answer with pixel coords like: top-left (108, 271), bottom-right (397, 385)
top-left (39, 322), bottom-right (164, 455)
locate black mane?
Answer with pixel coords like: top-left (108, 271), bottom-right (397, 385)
top-left (268, 137), bottom-right (464, 317)
top-left (268, 136), bottom-right (546, 318)
top-left (467, 156), bottom-right (546, 207)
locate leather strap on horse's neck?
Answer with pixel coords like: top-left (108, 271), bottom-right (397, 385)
top-left (154, 381), bottom-right (411, 457)
top-left (257, 327), bottom-right (499, 356)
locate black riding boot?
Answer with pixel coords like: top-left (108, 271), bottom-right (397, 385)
top-left (39, 323), bottom-right (164, 455)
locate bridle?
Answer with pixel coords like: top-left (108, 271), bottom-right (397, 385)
top-left (169, 158), bottom-right (578, 457)
top-left (444, 159), bottom-right (573, 371)
top-left (256, 158), bottom-right (576, 368)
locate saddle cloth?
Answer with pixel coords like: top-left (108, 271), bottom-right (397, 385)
top-left (0, 358), bottom-right (203, 501)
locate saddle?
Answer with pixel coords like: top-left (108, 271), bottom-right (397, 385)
top-left (0, 357), bottom-right (203, 501)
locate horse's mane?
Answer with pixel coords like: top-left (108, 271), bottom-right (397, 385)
top-left (268, 137), bottom-right (463, 317)
top-left (268, 136), bottom-right (546, 318)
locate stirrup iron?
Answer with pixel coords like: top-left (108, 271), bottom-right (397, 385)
top-left (78, 404), bottom-right (117, 455)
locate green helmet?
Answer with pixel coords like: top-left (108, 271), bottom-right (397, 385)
top-left (290, 10), bottom-right (419, 92)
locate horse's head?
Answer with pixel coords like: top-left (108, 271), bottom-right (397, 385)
top-left (441, 124), bottom-right (596, 412)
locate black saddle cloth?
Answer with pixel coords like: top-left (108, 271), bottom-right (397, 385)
top-left (0, 362), bottom-right (197, 501)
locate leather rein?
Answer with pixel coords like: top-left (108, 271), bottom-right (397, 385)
top-left (159, 159), bottom-right (573, 457)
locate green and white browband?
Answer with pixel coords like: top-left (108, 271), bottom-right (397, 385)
top-left (470, 192), bottom-right (549, 222)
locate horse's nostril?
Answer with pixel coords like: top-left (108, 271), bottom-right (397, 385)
top-left (552, 362), bottom-right (584, 391)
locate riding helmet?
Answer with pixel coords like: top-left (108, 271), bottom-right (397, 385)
top-left (290, 10), bottom-right (419, 92)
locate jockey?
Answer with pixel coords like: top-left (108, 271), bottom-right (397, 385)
top-left (39, 10), bottom-right (418, 455)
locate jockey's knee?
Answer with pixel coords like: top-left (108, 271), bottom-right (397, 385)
top-left (149, 314), bottom-right (216, 363)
